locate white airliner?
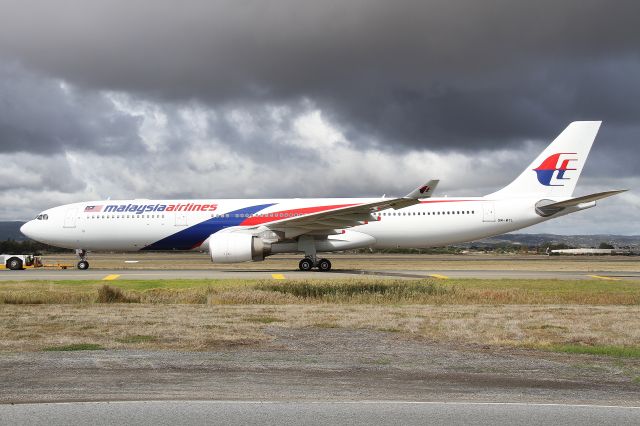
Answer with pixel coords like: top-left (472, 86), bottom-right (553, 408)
top-left (21, 121), bottom-right (625, 271)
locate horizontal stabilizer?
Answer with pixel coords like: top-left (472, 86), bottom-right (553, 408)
top-left (535, 190), bottom-right (626, 217)
top-left (544, 189), bottom-right (626, 208)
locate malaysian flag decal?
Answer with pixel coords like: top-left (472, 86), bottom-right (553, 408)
top-left (84, 205), bottom-right (103, 212)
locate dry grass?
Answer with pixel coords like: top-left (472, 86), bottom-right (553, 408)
top-left (1, 277), bottom-right (639, 353)
top-left (1, 304), bottom-right (640, 352)
top-left (96, 285), bottom-right (140, 303)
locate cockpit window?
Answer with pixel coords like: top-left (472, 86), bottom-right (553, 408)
top-left (35, 214), bottom-right (49, 220)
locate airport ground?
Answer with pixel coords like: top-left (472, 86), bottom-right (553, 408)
top-left (1, 253), bottom-right (639, 423)
top-left (21, 251), bottom-right (640, 272)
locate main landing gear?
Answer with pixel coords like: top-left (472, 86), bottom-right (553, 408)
top-left (76, 249), bottom-right (89, 270)
top-left (297, 236), bottom-right (332, 272)
top-left (298, 256), bottom-right (332, 272)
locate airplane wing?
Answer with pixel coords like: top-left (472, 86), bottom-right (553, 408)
top-left (245, 180), bottom-right (439, 236)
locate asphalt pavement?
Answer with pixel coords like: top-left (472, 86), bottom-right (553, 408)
top-left (0, 268), bottom-right (637, 281)
top-left (2, 401), bottom-right (640, 426)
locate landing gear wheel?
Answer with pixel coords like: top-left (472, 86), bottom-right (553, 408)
top-left (7, 257), bottom-right (23, 270)
top-left (299, 258), bottom-right (314, 271)
top-left (317, 258), bottom-right (332, 272)
top-left (77, 260), bottom-right (90, 270)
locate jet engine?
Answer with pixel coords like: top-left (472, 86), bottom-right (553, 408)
top-left (208, 233), bottom-right (269, 263)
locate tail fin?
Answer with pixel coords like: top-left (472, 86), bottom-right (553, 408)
top-left (489, 121), bottom-right (601, 198)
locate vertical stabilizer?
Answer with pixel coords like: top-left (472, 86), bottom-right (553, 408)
top-left (489, 121), bottom-right (601, 198)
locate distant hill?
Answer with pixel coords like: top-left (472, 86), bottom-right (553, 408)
top-left (0, 221), bottom-right (27, 241)
top-left (466, 233), bottom-right (640, 249)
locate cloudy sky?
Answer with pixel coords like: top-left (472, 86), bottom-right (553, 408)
top-left (0, 0), bottom-right (638, 234)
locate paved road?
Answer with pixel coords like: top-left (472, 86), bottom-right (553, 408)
top-left (0, 268), bottom-right (637, 281)
top-left (2, 401), bottom-right (640, 425)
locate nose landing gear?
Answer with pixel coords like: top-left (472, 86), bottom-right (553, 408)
top-left (76, 249), bottom-right (89, 270)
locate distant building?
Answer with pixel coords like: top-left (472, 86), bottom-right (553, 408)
top-left (549, 248), bottom-right (631, 255)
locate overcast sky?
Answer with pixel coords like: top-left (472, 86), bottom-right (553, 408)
top-left (0, 0), bottom-right (638, 234)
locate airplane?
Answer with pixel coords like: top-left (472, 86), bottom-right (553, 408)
top-left (20, 121), bottom-right (626, 271)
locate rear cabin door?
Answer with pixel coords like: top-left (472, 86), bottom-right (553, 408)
top-left (63, 208), bottom-right (78, 228)
top-left (482, 202), bottom-right (496, 222)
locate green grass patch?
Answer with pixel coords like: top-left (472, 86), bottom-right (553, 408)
top-left (42, 343), bottom-right (104, 351)
top-left (257, 280), bottom-right (449, 298)
top-left (243, 315), bottom-right (281, 324)
top-left (115, 335), bottom-right (156, 344)
top-left (312, 322), bottom-right (339, 328)
top-left (366, 357), bottom-right (392, 365)
top-left (545, 344), bottom-right (640, 358)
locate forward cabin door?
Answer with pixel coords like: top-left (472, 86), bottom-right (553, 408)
top-left (174, 211), bottom-right (188, 227)
top-left (482, 202), bottom-right (496, 222)
top-left (63, 208), bottom-right (78, 228)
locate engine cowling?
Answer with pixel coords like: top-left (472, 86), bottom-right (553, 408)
top-left (208, 233), bottom-right (269, 263)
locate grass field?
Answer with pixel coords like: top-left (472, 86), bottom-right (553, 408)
top-left (1, 277), bottom-right (640, 355)
top-left (1, 277), bottom-right (639, 305)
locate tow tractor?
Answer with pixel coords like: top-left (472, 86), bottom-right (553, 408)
top-left (0, 254), bottom-right (72, 270)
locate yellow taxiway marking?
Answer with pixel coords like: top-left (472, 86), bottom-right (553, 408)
top-left (429, 274), bottom-right (449, 280)
top-left (102, 274), bottom-right (121, 281)
top-left (589, 275), bottom-right (621, 281)
top-left (271, 274), bottom-right (286, 280)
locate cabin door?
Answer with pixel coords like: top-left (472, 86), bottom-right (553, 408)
top-left (63, 208), bottom-right (78, 228)
top-left (482, 202), bottom-right (496, 222)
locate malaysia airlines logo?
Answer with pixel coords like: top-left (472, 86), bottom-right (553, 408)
top-left (419, 185), bottom-right (431, 194)
top-left (533, 153), bottom-right (578, 186)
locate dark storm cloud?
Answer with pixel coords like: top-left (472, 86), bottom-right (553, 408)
top-left (0, 63), bottom-right (144, 155)
top-left (0, 0), bottom-right (637, 232)
top-left (0, 0), bottom-right (639, 151)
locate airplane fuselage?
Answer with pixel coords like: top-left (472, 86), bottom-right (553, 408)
top-left (21, 196), bottom-right (564, 252)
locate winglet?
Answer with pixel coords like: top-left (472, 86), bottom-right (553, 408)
top-left (405, 180), bottom-right (439, 199)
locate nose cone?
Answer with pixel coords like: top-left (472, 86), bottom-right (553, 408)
top-left (20, 221), bottom-right (34, 239)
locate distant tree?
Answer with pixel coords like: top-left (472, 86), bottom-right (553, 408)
top-left (598, 242), bottom-right (615, 250)
top-left (0, 239), bottom-right (71, 254)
